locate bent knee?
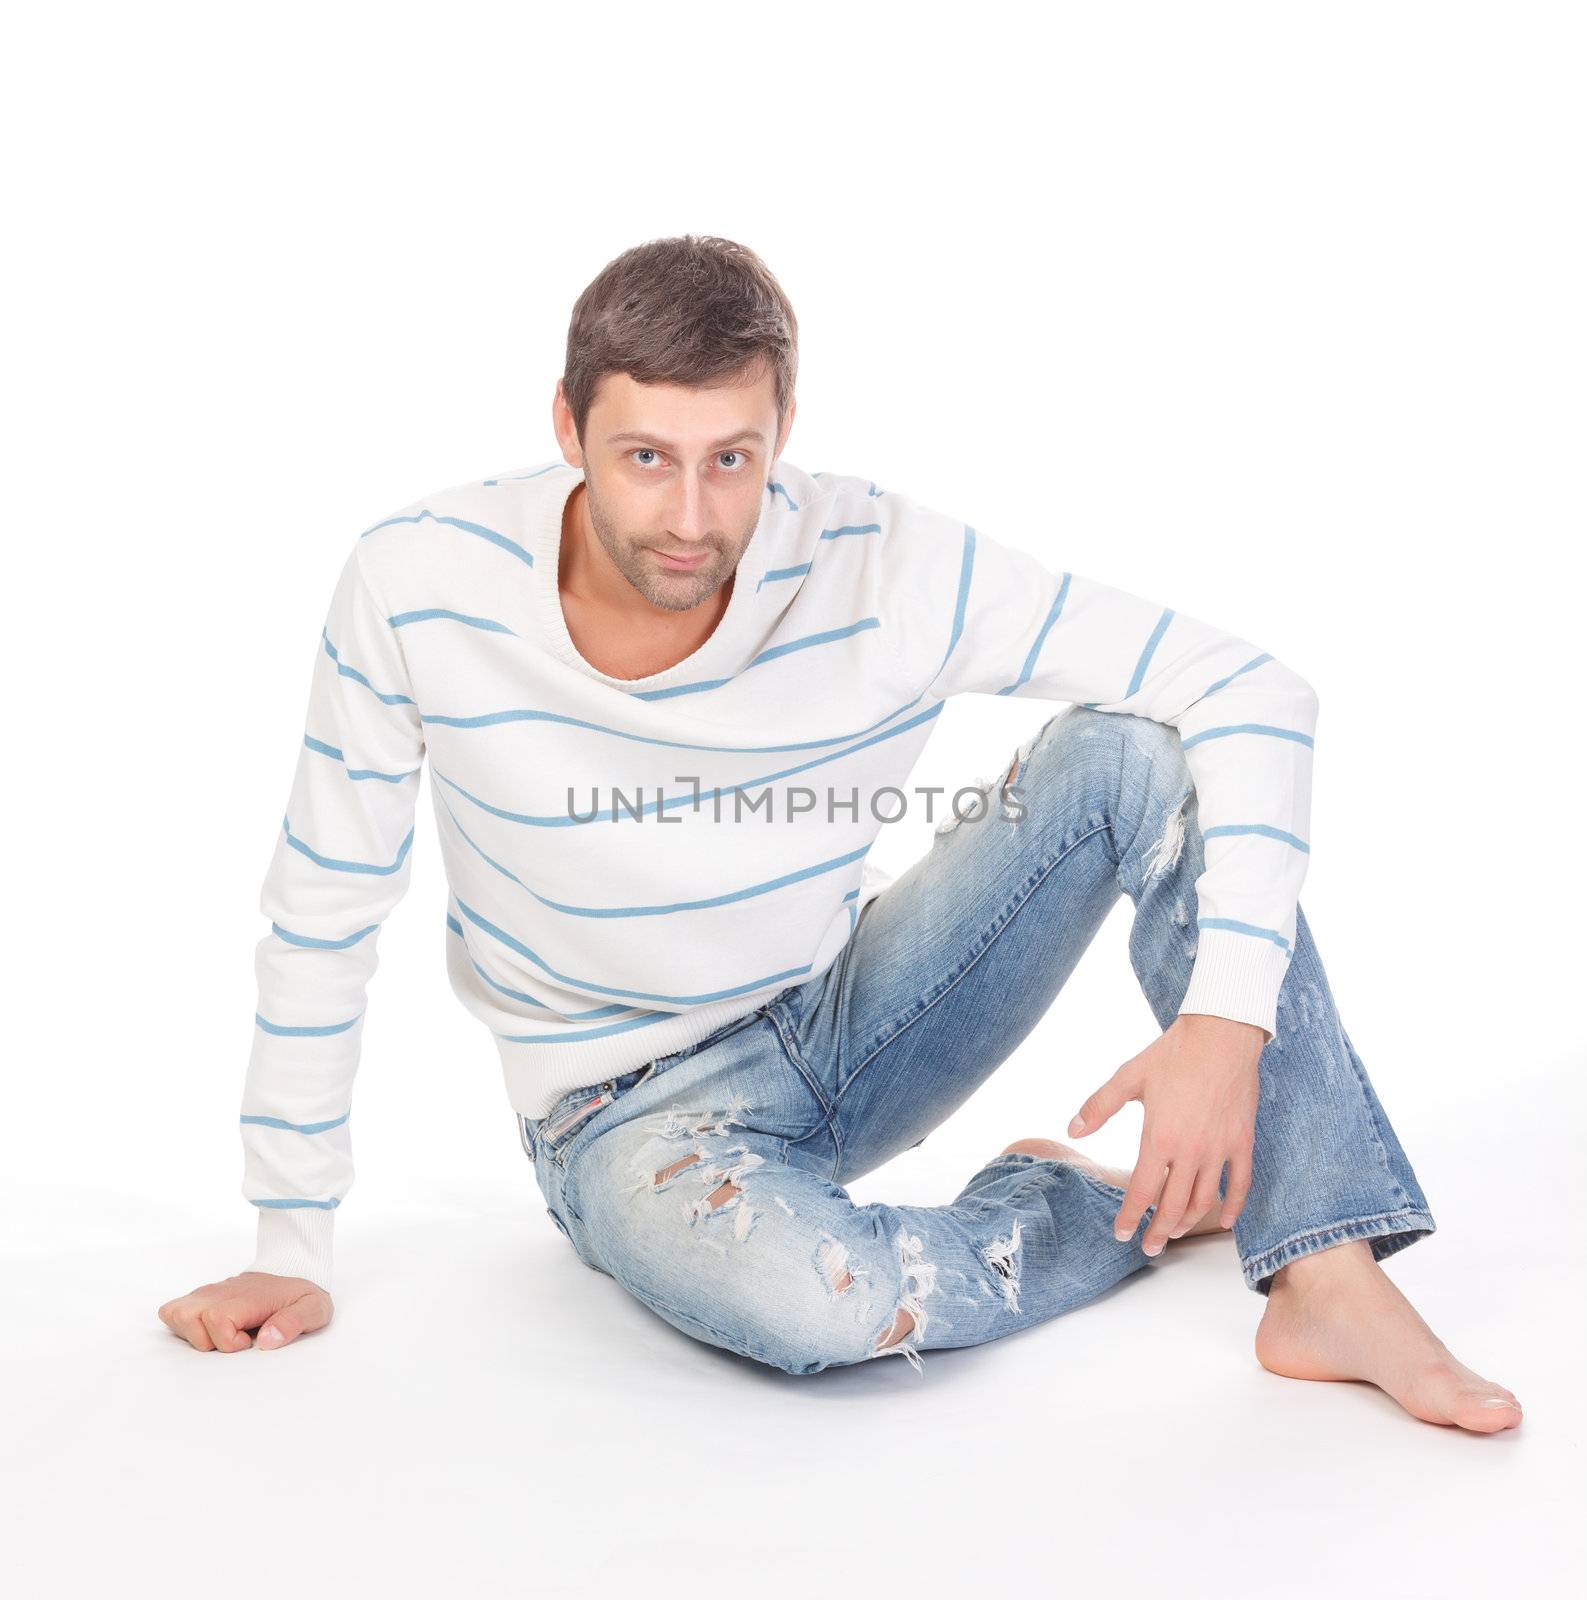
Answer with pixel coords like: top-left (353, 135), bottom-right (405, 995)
top-left (749, 1301), bottom-right (922, 1377)
top-left (740, 1229), bottom-right (935, 1376)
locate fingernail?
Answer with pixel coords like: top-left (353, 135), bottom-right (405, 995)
top-left (1145, 1242), bottom-right (1163, 1256)
top-left (1067, 1115), bottom-right (1085, 1137)
top-left (1114, 1227), bottom-right (1131, 1242)
top-left (258, 1325), bottom-right (284, 1349)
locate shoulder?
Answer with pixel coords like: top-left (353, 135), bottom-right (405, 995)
top-left (351, 460), bottom-right (573, 597)
top-left (781, 464), bottom-right (966, 562)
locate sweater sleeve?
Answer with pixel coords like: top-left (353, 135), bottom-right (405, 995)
top-left (888, 505), bottom-right (1318, 1044)
top-left (239, 539), bottom-right (426, 1289)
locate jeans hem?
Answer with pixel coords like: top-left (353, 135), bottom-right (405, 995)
top-left (1240, 1207), bottom-right (1437, 1296)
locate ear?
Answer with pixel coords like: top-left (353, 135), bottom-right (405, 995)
top-left (551, 381), bottom-right (583, 467)
top-left (774, 395), bottom-right (797, 459)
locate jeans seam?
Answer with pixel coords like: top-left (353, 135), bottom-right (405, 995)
top-left (830, 821), bottom-right (1117, 1116)
top-left (1001, 1155), bottom-right (1135, 1209)
top-left (1240, 1206), bottom-right (1437, 1288)
top-left (631, 1281), bottom-right (789, 1370)
top-left (552, 1100), bottom-right (613, 1172)
top-left (764, 1000), bottom-right (843, 1166)
top-left (1112, 721), bottom-right (1196, 895)
top-left (1336, 1016), bottom-right (1417, 1212)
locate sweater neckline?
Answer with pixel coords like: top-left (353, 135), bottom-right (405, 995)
top-left (531, 465), bottom-right (774, 694)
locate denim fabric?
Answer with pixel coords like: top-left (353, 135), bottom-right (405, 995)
top-left (517, 704), bottom-right (1435, 1376)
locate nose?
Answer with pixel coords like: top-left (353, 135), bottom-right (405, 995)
top-left (667, 469), bottom-right (711, 545)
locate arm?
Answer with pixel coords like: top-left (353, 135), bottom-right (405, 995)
top-left (892, 510), bottom-right (1318, 1043)
top-left (241, 537), bottom-right (426, 1289)
top-left (879, 494), bottom-right (1318, 1248)
top-left (158, 537), bottom-right (425, 1353)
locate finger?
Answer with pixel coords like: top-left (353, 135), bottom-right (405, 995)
top-left (164, 1302), bottom-right (217, 1351)
top-left (198, 1303), bottom-right (251, 1353)
top-left (1221, 1147), bottom-right (1253, 1229)
top-left (1113, 1148), bottom-right (1168, 1242)
top-left (1142, 1160), bottom-right (1198, 1255)
top-left (257, 1290), bottom-right (333, 1351)
top-left (1069, 1066), bottom-right (1136, 1138)
top-left (1172, 1161), bottom-right (1225, 1238)
top-left (159, 1290), bottom-right (223, 1349)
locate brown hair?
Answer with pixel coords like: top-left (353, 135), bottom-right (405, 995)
top-left (561, 234), bottom-right (798, 443)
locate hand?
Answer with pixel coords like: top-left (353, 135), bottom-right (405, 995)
top-left (1066, 1014), bottom-right (1265, 1255)
top-left (157, 1271), bottom-right (333, 1352)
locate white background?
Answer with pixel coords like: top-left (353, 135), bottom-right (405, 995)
top-left (5, 3), bottom-right (1582, 1596)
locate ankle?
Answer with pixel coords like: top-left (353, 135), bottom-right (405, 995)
top-left (1270, 1238), bottom-right (1377, 1298)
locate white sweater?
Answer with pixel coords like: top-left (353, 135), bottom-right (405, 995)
top-left (241, 458), bottom-right (1319, 1286)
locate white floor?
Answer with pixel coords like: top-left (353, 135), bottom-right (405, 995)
top-left (8, 1038), bottom-right (1582, 1599)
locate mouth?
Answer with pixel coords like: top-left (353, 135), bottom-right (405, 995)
top-left (651, 547), bottom-right (710, 572)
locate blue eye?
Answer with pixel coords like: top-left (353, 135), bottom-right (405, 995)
top-left (629, 447), bottom-right (747, 470)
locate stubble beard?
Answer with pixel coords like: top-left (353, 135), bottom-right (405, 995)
top-left (583, 477), bottom-right (757, 613)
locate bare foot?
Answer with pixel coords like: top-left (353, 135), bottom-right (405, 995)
top-left (1255, 1240), bottom-right (1522, 1433)
top-left (998, 1137), bottom-right (1226, 1238)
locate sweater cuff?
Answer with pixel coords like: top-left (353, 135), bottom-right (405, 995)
top-left (247, 1207), bottom-right (335, 1291)
top-left (1176, 926), bottom-right (1292, 1044)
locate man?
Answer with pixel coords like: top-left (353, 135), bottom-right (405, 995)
top-left (159, 235), bottom-right (1520, 1431)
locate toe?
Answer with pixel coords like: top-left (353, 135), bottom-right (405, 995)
top-left (1453, 1392), bottom-right (1524, 1432)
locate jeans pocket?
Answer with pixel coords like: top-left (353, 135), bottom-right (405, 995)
top-left (533, 1006), bottom-right (778, 1171)
top-left (540, 1081), bottom-right (620, 1170)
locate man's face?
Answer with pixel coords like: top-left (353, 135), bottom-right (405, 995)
top-left (556, 366), bottom-right (792, 613)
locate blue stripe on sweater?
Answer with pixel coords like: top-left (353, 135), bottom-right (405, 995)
top-left (433, 699), bottom-right (944, 827)
top-left (283, 817), bottom-right (415, 875)
top-left (632, 617), bottom-right (881, 700)
top-left (270, 920), bottom-right (378, 949)
top-left (482, 463), bottom-right (562, 485)
top-left (1197, 916), bottom-right (1293, 954)
top-left (445, 911), bottom-right (635, 1018)
top-left (757, 562), bottom-right (811, 590)
top-left (303, 733), bottom-right (419, 783)
top-left (1180, 723), bottom-right (1315, 750)
top-left (938, 527), bottom-right (976, 675)
top-left (1078, 652), bottom-right (1286, 715)
top-left (1202, 823), bottom-right (1310, 853)
top-left (1201, 653), bottom-right (1275, 696)
top-left (241, 1111), bottom-right (350, 1134)
top-left (1126, 609), bottom-right (1175, 696)
top-left (361, 507), bottom-right (534, 568)
top-left (422, 689), bottom-right (923, 755)
top-left (389, 607), bottom-right (517, 635)
top-left (438, 782), bottom-right (871, 915)
top-left (995, 571), bottom-right (1073, 696)
top-left (255, 1011), bottom-right (363, 1037)
top-left (322, 630), bottom-right (416, 706)
top-left (499, 1009), bottom-right (682, 1047)
top-left (454, 893), bottom-right (813, 1006)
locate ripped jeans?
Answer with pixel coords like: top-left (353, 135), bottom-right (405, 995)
top-left (518, 705), bottom-right (1436, 1376)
